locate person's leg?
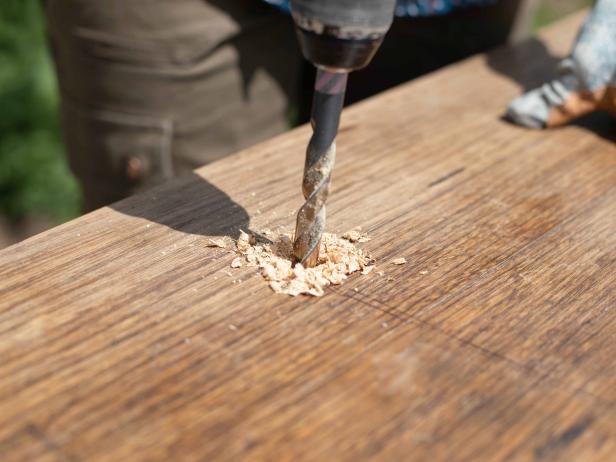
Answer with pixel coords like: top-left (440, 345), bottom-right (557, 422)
top-left (507, 0), bottom-right (616, 128)
top-left (45, 0), bottom-right (302, 211)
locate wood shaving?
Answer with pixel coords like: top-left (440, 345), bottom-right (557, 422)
top-left (361, 265), bottom-right (376, 275)
top-left (392, 258), bottom-right (407, 265)
top-left (236, 230), bottom-right (257, 253)
top-left (230, 257), bottom-right (242, 268)
top-left (342, 228), bottom-right (372, 243)
top-left (235, 230), bottom-right (374, 297)
top-left (204, 237), bottom-right (233, 249)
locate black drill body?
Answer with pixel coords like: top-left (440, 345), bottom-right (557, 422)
top-left (290, 0), bottom-right (396, 267)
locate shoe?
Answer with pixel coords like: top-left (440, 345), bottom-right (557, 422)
top-left (507, 0), bottom-right (616, 129)
top-left (506, 59), bottom-right (608, 129)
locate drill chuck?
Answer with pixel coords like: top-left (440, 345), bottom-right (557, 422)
top-left (290, 0), bottom-right (397, 71)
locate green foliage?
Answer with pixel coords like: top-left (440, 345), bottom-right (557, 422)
top-left (0, 0), bottom-right (81, 222)
top-left (533, 0), bottom-right (594, 30)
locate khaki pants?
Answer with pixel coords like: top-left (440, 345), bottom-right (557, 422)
top-left (45, 0), bottom-right (535, 211)
top-left (45, 0), bottom-right (303, 210)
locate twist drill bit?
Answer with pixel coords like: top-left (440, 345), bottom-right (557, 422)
top-left (293, 69), bottom-right (348, 267)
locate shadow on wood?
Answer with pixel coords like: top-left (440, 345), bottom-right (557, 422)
top-left (568, 111), bottom-right (616, 143)
top-left (486, 37), bottom-right (561, 92)
top-left (110, 172), bottom-right (251, 240)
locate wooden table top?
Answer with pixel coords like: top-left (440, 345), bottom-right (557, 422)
top-left (2, 11), bottom-right (615, 461)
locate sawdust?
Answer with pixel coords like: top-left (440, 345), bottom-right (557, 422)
top-left (392, 258), bottom-right (407, 265)
top-left (234, 229), bottom-right (374, 297)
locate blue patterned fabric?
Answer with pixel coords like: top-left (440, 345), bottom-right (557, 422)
top-left (264, 0), bottom-right (498, 17)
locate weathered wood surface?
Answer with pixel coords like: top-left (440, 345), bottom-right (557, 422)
top-left (2, 11), bottom-right (616, 461)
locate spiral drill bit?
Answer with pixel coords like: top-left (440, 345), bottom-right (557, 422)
top-left (293, 69), bottom-right (348, 267)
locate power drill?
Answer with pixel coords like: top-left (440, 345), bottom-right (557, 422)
top-left (290, 0), bottom-right (397, 267)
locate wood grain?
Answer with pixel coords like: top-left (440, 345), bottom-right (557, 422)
top-left (2, 11), bottom-right (615, 461)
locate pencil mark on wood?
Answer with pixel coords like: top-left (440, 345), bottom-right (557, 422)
top-left (428, 167), bottom-right (466, 188)
top-left (534, 416), bottom-right (594, 459)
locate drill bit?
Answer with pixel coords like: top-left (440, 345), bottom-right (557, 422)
top-left (293, 69), bottom-right (348, 267)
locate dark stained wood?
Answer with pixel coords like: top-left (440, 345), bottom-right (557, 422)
top-left (2, 11), bottom-right (615, 461)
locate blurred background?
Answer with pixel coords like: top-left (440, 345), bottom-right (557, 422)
top-left (0, 0), bottom-right (592, 249)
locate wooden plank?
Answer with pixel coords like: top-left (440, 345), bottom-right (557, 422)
top-left (2, 11), bottom-right (616, 461)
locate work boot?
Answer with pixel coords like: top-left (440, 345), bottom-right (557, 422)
top-left (507, 0), bottom-right (616, 128)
